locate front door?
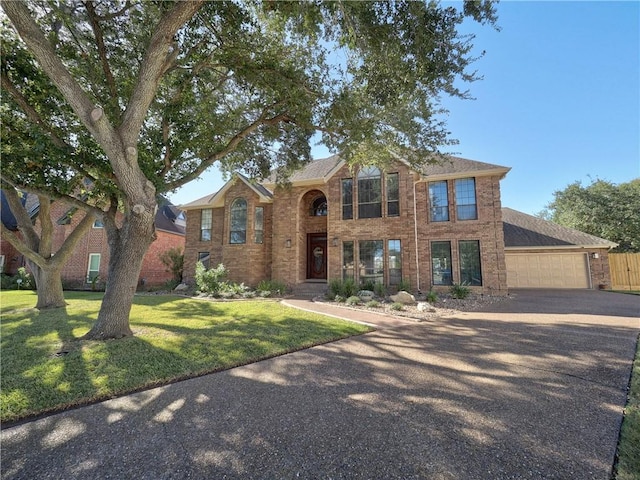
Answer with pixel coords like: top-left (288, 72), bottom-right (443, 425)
top-left (307, 233), bottom-right (327, 280)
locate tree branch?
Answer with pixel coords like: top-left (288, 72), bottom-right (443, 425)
top-left (119, 0), bottom-right (203, 146)
top-left (37, 195), bottom-right (53, 259)
top-left (0, 223), bottom-right (45, 269)
top-left (0, 186), bottom-right (40, 250)
top-left (163, 109), bottom-right (291, 191)
top-left (84, 1), bottom-right (119, 101)
top-left (49, 209), bottom-right (96, 269)
top-left (1, 0), bottom-right (121, 158)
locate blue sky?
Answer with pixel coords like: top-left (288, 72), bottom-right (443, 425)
top-left (170, 1), bottom-right (640, 215)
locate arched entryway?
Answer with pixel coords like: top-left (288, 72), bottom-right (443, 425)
top-left (300, 190), bottom-right (328, 280)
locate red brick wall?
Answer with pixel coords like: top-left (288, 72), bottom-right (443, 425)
top-left (0, 237), bottom-right (24, 275)
top-left (183, 178), bottom-right (272, 287)
top-left (29, 202), bottom-right (186, 289)
top-left (183, 163), bottom-right (509, 295)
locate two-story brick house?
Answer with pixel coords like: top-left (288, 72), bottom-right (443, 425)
top-left (1, 193), bottom-right (186, 288)
top-left (182, 155), bottom-right (512, 294)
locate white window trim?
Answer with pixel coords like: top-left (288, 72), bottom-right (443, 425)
top-left (87, 253), bottom-right (101, 282)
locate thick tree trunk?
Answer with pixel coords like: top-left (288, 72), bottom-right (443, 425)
top-left (83, 208), bottom-right (155, 340)
top-left (28, 261), bottom-right (66, 309)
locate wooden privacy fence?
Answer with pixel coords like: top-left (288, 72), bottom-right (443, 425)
top-left (609, 253), bottom-right (640, 291)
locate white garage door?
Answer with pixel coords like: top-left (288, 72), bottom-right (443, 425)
top-left (506, 253), bottom-right (590, 288)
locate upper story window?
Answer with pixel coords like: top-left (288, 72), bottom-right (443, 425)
top-left (386, 173), bottom-right (399, 216)
top-left (229, 198), bottom-right (247, 244)
top-left (455, 178), bottom-right (477, 220)
top-left (357, 166), bottom-right (382, 218)
top-left (200, 209), bottom-right (212, 241)
top-left (341, 178), bottom-right (353, 220)
top-left (254, 206), bottom-right (264, 244)
top-left (310, 196), bottom-right (328, 216)
top-left (428, 181), bottom-right (449, 222)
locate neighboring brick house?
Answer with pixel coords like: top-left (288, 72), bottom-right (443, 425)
top-left (1, 193), bottom-right (186, 288)
top-left (181, 155), bottom-right (513, 295)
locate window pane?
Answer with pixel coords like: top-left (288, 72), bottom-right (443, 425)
top-left (459, 240), bottom-right (482, 286)
top-left (431, 241), bottom-right (452, 285)
top-left (359, 240), bottom-right (384, 285)
top-left (342, 179), bottom-right (353, 220)
top-left (386, 173), bottom-right (399, 216)
top-left (87, 254), bottom-right (100, 281)
top-left (343, 241), bottom-right (354, 281)
top-left (201, 209), bottom-right (212, 241)
top-left (198, 251), bottom-right (210, 269)
top-left (429, 181), bottom-right (449, 222)
top-left (254, 207), bottom-right (264, 244)
top-left (230, 198), bottom-right (247, 244)
top-left (455, 178), bottom-right (477, 220)
top-left (311, 196), bottom-right (327, 216)
top-left (388, 239), bottom-right (402, 286)
top-left (358, 167), bottom-right (382, 219)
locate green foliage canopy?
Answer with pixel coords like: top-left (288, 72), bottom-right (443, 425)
top-left (540, 178), bottom-right (640, 252)
top-left (2, 0), bottom-right (499, 202)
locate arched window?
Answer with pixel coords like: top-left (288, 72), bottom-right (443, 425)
top-left (310, 196), bottom-right (328, 216)
top-left (229, 198), bottom-right (247, 244)
top-left (357, 166), bottom-right (382, 218)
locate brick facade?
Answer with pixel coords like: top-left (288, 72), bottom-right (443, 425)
top-left (182, 161), bottom-right (510, 295)
top-left (184, 178), bottom-right (272, 287)
top-left (2, 199), bottom-right (185, 289)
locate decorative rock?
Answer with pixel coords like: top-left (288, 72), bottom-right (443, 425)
top-left (390, 291), bottom-right (416, 305)
top-left (174, 283), bottom-right (189, 291)
top-left (417, 302), bottom-right (436, 313)
top-left (358, 290), bottom-right (375, 301)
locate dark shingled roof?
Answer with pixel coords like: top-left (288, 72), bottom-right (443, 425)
top-left (263, 155), bottom-right (342, 185)
top-left (419, 156), bottom-right (509, 177)
top-left (502, 208), bottom-right (617, 248)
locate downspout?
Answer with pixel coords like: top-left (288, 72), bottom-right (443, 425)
top-left (413, 177), bottom-right (421, 292)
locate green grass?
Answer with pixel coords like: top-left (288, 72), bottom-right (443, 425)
top-left (0, 291), bottom-right (371, 423)
top-left (610, 290), bottom-right (640, 296)
top-left (615, 334), bottom-right (640, 479)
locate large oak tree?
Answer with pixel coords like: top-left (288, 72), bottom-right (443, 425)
top-left (1, 0), bottom-right (497, 339)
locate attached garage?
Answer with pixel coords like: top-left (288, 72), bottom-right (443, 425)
top-left (502, 208), bottom-right (617, 290)
top-left (505, 252), bottom-right (590, 288)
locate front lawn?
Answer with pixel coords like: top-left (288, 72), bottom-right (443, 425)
top-left (0, 291), bottom-right (371, 423)
top-left (615, 334), bottom-right (640, 479)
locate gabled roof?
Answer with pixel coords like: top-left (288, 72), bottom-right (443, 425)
top-left (180, 173), bottom-right (273, 210)
top-left (502, 208), bottom-right (617, 249)
top-left (155, 199), bottom-right (186, 236)
top-left (418, 156), bottom-right (510, 180)
top-left (261, 155), bottom-right (344, 188)
top-left (1, 191), bottom-right (40, 231)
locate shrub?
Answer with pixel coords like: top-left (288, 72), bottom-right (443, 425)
top-left (426, 290), bottom-right (439, 303)
top-left (334, 295), bottom-right (345, 303)
top-left (360, 279), bottom-right (376, 291)
top-left (257, 280), bottom-right (287, 296)
top-left (365, 300), bottom-right (380, 308)
top-left (194, 262), bottom-right (228, 294)
top-left (1, 274), bottom-right (14, 289)
top-left (159, 247), bottom-right (184, 283)
top-left (390, 302), bottom-right (404, 311)
top-left (328, 278), bottom-right (357, 299)
top-left (346, 296), bottom-right (361, 306)
top-left (450, 283), bottom-right (471, 299)
top-left (397, 279), bottom-right (412, 292)
top-left (374, 282), bottom-right (386, 297)
top-left (16, 267), bottom-right (34, 290)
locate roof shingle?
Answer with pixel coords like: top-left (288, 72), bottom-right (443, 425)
top-left (502, 208), bottom-right (617, 248)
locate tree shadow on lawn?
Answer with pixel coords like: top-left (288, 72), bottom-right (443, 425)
top-left (1, 297), bottom-right (367, 426)
top-left (2, 314), bottom-right (638, 480)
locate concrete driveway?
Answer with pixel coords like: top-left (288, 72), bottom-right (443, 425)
top-left (2, 290), bottom-right (638, 479)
